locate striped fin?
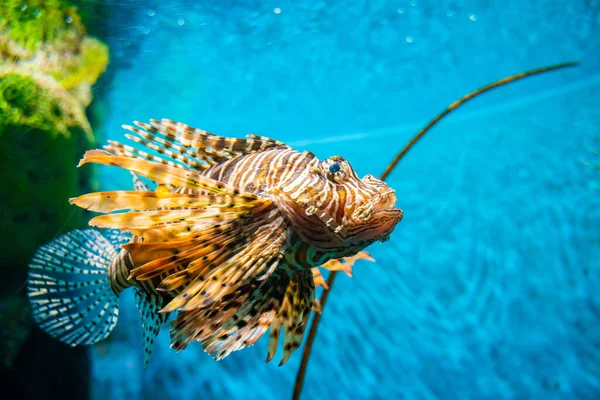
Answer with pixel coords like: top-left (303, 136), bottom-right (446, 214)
top-left (134, 288), bottom-right (168, 368)
top-left (169, 269), bottom-right (290, 360)
top-left (90, 209), bottom-right (240, 229)
top-left (155, 207), bottom-right (288, 313)
top-left (169, 282), bottom-right (259, 351)
top-left (120, 123), bottom-right (214, 170)
top-left (131, 172), bottom-right (151, 192)
top-left (320, 251), bottom-right (375, 278)
top-left (104, 139), bottom-right (183, 170)
top-left (103, 119), bottom-right (288, 173)
top-left (71, 191), bottom-right (258, 215)
top-left (312, 299), bottom-right (322, 313)
top-left (126, 218), bottom-right (242, 242)
top-left (76, 151), bottom-right (241, 194)
top-left (27, 229), bottom-right (124, 347)
top-left (119, 219), bottom-right (245, 273)
top-left (152, 207), bottom-right (287, 312)
top-left (146, 119), bottom-right (287, 160)
top-left (266, 269), bottom-right (315, 365)
top-left (311, 267), bottom-right (329, 289)
top-left (102, 229), bottom-right (133, 250)
top-left (83, 198), bottom-right (262, 245)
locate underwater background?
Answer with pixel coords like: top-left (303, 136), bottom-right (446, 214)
top-left (1, 0), bottom-right (600, 399)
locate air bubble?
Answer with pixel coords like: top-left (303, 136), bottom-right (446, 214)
top-left (274, 8), bottom-right (281, 14)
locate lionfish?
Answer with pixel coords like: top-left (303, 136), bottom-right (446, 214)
top-left (28, 119), bottom-right (402, 366)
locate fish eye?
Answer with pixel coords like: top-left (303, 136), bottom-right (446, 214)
top-left (329, 162), bottom-right (341, 174)
top-left (322, 157), bottom-right (348, 182)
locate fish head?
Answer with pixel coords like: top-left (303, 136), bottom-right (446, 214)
top-left (276, 153), bottom-right (403, 260)
top-left (319, 156), bottom-right (403, 253)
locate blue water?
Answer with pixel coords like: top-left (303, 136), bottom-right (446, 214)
top-left (86, 1), bottom-right (600, 399)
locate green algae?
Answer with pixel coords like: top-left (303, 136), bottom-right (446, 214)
top-left (0, 73), bottom-right (73, 136)
top-left (0, 0), bottom-right (83, 53)
top-left (55, 36), bottom-right (109, 91)
top-left (0, 0), bottom-right (109, 139)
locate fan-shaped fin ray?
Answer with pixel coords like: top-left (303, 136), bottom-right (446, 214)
top-left (27, 229), bottom-right (125, 347)
top-left (101, 119), bottom-right (288, 175)
top-left (71, 191), bottom-right (256, 214)
top-left (76, 151), bottom-right (240, 194)
top-left (169, 270), bottom-right (291, 360)
top-left (149, 119), bottom-right (288, 159)
top-left (157, 207), bottom-right (288, 313)
top-left (266, 269), bottom-right (315, 365)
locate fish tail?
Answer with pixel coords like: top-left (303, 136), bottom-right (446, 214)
top-left (27, 229), bottom-right (124, 346)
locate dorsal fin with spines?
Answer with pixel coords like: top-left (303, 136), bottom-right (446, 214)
top-left (103, 119), bottom-right (288, 174)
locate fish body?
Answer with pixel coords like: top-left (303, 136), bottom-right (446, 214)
top-left (29, 119), bottom-right (402, 366)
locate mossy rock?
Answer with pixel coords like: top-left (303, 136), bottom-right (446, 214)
top-left (0, 73), bottom-right (71, 136)
top-left (0, 0), bottom-right (83, 53)
top-left (1, 0), bottom-right (109, 107)
top-left (54, 36), bottom-right (109, 92)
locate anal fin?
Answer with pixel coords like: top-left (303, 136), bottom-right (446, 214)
top-left (134, 288), bottom-right (168, 368)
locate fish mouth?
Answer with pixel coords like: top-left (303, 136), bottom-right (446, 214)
top-left (361, 185), bottom-right (402, 242)
top-left (354, 207), bottom-right (403, 244)
top-left (372, 188), bottom-right (398, 213)
top-left (372, 207), bottom-right (403, 224)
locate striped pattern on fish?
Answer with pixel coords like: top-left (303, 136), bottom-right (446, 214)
top-left (30, 118), bottom-right (402, 366)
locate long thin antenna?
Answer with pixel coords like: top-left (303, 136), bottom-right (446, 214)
top-left (292, 61), bottom-right (578, 400)
top-left (380, 62), bottom-right (578, 180)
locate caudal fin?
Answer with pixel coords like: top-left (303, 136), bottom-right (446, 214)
top-left (27, 229), bottom-right (122, 346)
